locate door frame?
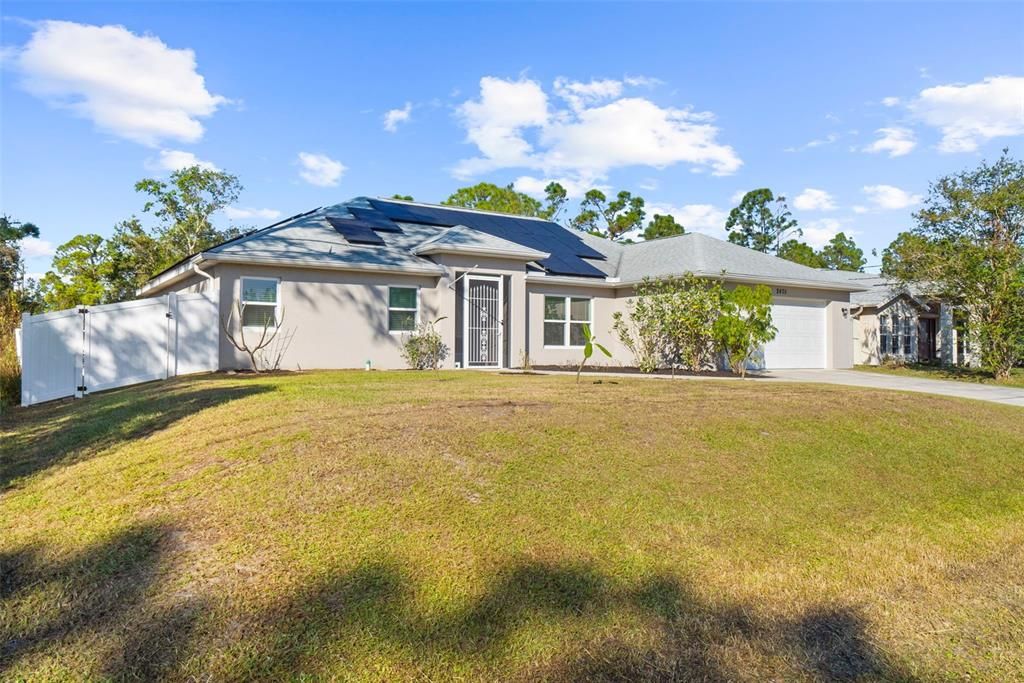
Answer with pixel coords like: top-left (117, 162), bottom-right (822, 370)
top-left (462, 274), bottom-right (504, 369)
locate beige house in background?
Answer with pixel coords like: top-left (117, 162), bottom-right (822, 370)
top-left (140, 197), bottom-right (867, 372)
top-left (827, 271), bottom-right (974, 367)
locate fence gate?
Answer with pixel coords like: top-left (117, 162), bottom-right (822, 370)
top-left (19, 292), bottom-right (219, 407)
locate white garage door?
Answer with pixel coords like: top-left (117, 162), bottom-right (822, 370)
top-left (762, 299), bottom-right (827, 369)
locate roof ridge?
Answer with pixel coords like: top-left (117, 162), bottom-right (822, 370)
top-left (371, 196), bottom-right (555, 223)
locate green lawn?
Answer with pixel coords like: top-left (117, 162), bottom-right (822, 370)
top-left (2, 371), bottom-right (1023, 681)
top-left (854, 362), bottom-right (1024, 388)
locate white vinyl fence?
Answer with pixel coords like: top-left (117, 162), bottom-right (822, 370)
top-left (18, 292), bottom-right (218, 407)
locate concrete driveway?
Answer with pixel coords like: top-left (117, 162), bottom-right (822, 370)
top-left (765, 369), bottom-right (1024, 408)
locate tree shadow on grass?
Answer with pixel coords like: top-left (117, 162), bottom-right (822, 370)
top-left (0, 375), bottom-right (273, 490)
top-left (0, 522), bottom-right (204, 679)
top-left (1, 534), bottom-right (922, 681)
top-left (236, 559), bottom-right (920, 682)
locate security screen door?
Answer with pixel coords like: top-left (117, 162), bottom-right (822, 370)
top-left (465, 276), bottom-right (502, 368)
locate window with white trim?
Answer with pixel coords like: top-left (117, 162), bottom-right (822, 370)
top-left (241, 277), bottom-right (279, 328)
top-left (543, 296), bottom-right (591, 347)
top-left (879, 315), bottom-right (890, 354)
top-left (902, 316), bottom-right (913, 355)
top-left (388, 286), bottom-right (418, 332)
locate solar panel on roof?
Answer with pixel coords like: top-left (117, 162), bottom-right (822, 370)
top-left (326, 216), bottom-right (386, 245)
top-left (369, 199), bottom-right (608, 277)
top-left (347, 207), bottom-right (403, 232)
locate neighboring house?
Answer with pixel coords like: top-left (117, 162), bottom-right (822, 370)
top-left (140, 197), bottom-right (867, 371)
top-left (825, 271), bottom-right (975, 366)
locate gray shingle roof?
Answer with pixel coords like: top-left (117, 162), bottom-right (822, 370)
top-left (572, 232), bottom-right (866, 290)
top-left (412, 224), bottom-right (549, 260)
top-left (145, 198), bottom-right (866, 293)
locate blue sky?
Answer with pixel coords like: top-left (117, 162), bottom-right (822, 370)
top-left (2, 2), bottom-right (1022, 277)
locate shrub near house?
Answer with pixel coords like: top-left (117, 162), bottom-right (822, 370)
top-left (612, 273), bottom-right (777, 375)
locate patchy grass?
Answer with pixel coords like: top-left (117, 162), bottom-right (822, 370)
top-left (2, 371), bottom-right (1023, 681)
top-left (855, 363), bottom-right (1024, 388)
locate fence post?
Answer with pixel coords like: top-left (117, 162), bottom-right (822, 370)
top-left (20, 312), bottom-right (30, 407)
top-left (165, 294), bottom-right (175, 380)
top-left (76, 306), bottom-right (88, 398)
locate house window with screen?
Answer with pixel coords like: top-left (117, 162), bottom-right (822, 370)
top-left (903, 316), bottom-right (913, 355)
top-left (388, 287), bottom-right (418, 332)
top-left (240, 278), bottom-right (278, 328)
top-left (879, 315), bottom-right (889, 355)
top-left (891, 314), bottom-right (900, 355)
top-left (543, 296), bottom-right (591, 347)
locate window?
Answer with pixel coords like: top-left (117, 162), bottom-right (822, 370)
top-left (903, 316), bottom-right (913, 355)
top-left (891, 314), bottom-right (900, 356)
top-left (241, 278), bottom-right (278, 328)
top-left (543, 295), bottom-right (591, 347)
top-left (879, 315), bottom-right (890, 355)
top-left (388, 286), bottom-right (418, 332)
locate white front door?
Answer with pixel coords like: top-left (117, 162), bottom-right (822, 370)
top-left (464, 275), bottom-right (503, 368)
top-left (762, 299), bottom-right (827, 369)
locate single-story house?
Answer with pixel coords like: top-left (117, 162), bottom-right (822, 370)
top-left (140, 197), bottom-right (868, 371)
top-left (824, 270), bottom-right (975, 366)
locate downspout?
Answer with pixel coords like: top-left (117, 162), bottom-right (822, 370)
top-left (192, 261), bottom-right (215, 285)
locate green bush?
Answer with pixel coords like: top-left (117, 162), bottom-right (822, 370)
top-left (0, 292), bottom-right (21, 411)
top-left (713, 285), bottom-right (777, 377)
top-left (400, 317), bottom-right (449, 370)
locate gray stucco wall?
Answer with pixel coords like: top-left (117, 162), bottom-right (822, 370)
top-left (155, 263), bottom-right (856, 371)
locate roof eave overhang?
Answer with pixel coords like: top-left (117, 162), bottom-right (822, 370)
top-left (139, 252), bottom-right (446, 296)
top-left (412, 245), bottom-right (550, 261)
top-left (525, 270), bottom-right (868, 292)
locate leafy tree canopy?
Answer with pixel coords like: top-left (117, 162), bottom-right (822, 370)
top-left (135, 166), bottom-right (242, 263)
top-left (569, 189), bottom-right (646, 241)
top-left (391, 194), bottom-right (414, 201)
top-left (39, 234), bottom-right (110, 310)
top-left (643, 214), bottom-right (685, 241)
top-left (725, 189), bottom-right (799, 253)
top-left (884, 149), bottom-right (1024, 379)
top-left (820, 232), bottom-right (866, 271)
top-left (776, 239), bottom-right (824, 268)
top-left (0, 215), bottom-right (43, 312)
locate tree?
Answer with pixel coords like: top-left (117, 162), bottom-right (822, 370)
top-left (643, 214), bottom-right (685, 241)
top-left (714, 285), bottom-right (777, 377)
top-left (541, 182), bottom-right (568, 221)
top-left (725, 189), bottom-right (799, 253)
top-left (135, 165), bottom-right (242, 263)
top-left (777, 239), bottom-right (825, 268)
top-left (39, 234), bottom-right (110, 310)
top-left (820, 232), bottom-right (866, 271)
top-left (104, 218), bottom-right (169, 302)
top-left (0, 215), bottom-right (42, 309)
top-left (885, 150), bottom-right (1024, 379)
top-left (444, 182), bottom-right (543, 217)
top-left (569, 189), bottom-right (646, 241)
top-left (391, 194), bottom-right (414, 200)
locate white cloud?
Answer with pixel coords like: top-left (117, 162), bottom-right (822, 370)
top-left (623, 75), bottom-right (663, 88)
top-left (151, 149), bottom-right (218, 172)
top-left (881, 96), bottom-right (901, 107)
top-left (297, 152), bottom-right (345, 187)
top-left (454, 76), bottom-right (742, 182)
top-left (863, 184), bottom-right (922, 210)
top-left (644, 203), bottom-right (728, 236)
top-left (13, 20), bottom-right (226, 146)
top-left (729, 190), bottom-right (748, 204)
top-left (863, 126), bottom-right (916, 157)
top-left (638, 178), bottom-right (659, 191)
top-left (793, 188), bottom-right (836, 212)
top-left (20, 236), bottom-right (55, 259)
top-left (553, 77), bottom-right (623, 111)
top-left (383, 102), bottom-right (412, 132)
top-left (907, 76), bottom-right (1024, 152)
top-left (785, 132), bottom-right (839, 152)
top-left (800, 218), bottom-right (847, 249)
top-left (513, 175), bottom-right (595, 199)
top-left (223, 207), bottom-right (282, 221)
top-left (852, 205), bottom-right (869, 214)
